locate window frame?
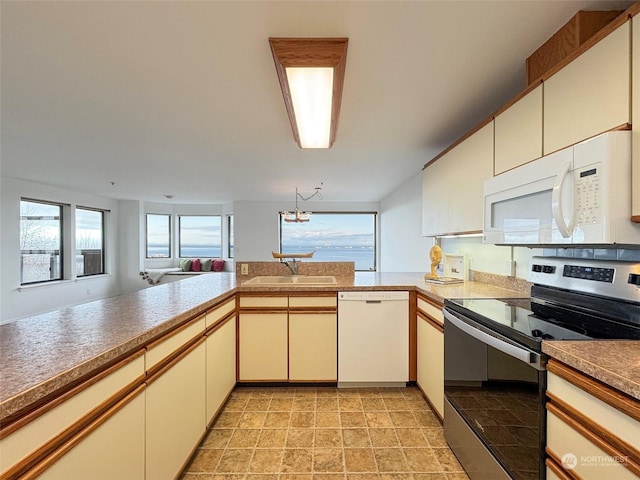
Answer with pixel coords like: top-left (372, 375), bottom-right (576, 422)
top-left (75, 206), bottom-right (106, 277)
top-left (177, 214), bottom-right (222, 259)
top-left (145, 213), bottom-right (172, 259)
top-left (19, 198), bottom-right (65, 285)
top-left (227, 214), bottom-right (234, 259)
top-left (279, 211), bottom-right (378, 272)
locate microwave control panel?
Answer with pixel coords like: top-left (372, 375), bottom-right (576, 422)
top-left (575, 166), bottom-right (602, 225)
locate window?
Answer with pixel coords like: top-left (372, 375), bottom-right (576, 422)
top-left (146, 214), bottom-right (171, 258)
top-left (280, 212), bottom-right (377, 271)
top-left (20, 199), bottom-right (63, 284)
top-left (227, 215), bottom-right (234, 258)
top-left (76, 207), bottom-right (105, 276)
top-left (178, 215), bottom-right (221, 258)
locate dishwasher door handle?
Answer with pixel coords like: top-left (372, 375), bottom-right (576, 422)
top-left (365, 300), bottom-right (382, 304)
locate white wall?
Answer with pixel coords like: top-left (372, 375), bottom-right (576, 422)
top-left (1, 177), bottom-right (121, 323)
top-left (379, 173), bottom-right (432, 272)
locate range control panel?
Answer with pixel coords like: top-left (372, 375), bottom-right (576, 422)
top-left (529, 256), bottom-right (640, 300)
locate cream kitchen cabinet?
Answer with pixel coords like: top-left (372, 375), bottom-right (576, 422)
top-left (145, 315), bottom-right (207, 480)
top-left (416, 294), bottom-right (444, 419)
top-left (0, 352), bottom-right (146, 479)
top-left (545, 359), bottom-right (640, 480)
top-left (238, 295), bottom-right (289, 381)
top-left (631, 16), bottom-right (640, 222)
top-left (288, 294), bottom-right (338, 382)
top-left (205, 298), bottom-right (237, 422)
top-left (422, 121), bottom-right (494, 236)
top-left (494, 84), bottom-right (543, 175)
top-left (543, 21), bottom-right (630, 155)
top-left (238, 293), bottom-right (338, 382)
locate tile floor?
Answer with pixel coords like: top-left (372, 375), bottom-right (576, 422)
top-left (180, 386), bottom-right (470, 479)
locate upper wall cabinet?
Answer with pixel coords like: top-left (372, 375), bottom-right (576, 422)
top-left (494, 85), bottom-right (543, 175)
top-left (632, 17), bottom-right (640, 222)
top-left (543, 21), bottom-right (630, 155)
top-left (422, 122), bottom-right (494, 236)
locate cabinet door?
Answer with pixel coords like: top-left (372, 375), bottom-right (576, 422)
top-left (146, 341), bottom-right (206, 480)
top-left (494, 85), bottom-right (543, 174)
top-left (422, 156), bottom-right (451, 236)
top-left (37, 389), bottom-right (146, 480)
top-left (544, 21), bottom-right (630, 154)
top-left (239, 313), bottom-right (288, 381)
top-left (206, 316), bottom-right (236, 423)
top-left (289, 312), bottom-right (337, 381)
top-left (416, 315), bottom-right (444, 418)
top-left (446, 122), bottom-right (494, 234)
top-left (632, 17), bottom-right (640, 220)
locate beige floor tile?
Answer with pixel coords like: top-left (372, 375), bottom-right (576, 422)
top-left (264, 411), bottom-right (291, 428)
top-left (214, 411), bottom-right (242, 428)
top-left (316, 398), bottom-right (339, 411)
top-left (238, 412), bottom-right (267, 428)
top-left (202, 429), bottom-right (234, 448)
top-left (413, 474), bottom-right (448, 480)
top-left (282, 448), bottom-right (313, 473)
top-left (404, 448), bottom-right (442, 472)
top-left (421, 428), bottom-right (447, 448)
top-left (287, 429), bottom-right (315, 448)
top-left (412, 411), bottom-right (440, 428)
top-left (228, 429), bottom-right (260, 448)
top-left (248, 449), bottom-right (283, 473)
top-left (340, 411), bottom-right (367, 427)
top-left (280, 475), bottom-right (312, 480)
top-left (256, 429), bottom-right (288, 448)
top-left (295, 388), bottom-right (318, 398)
top-left (342, 428), bottom-right (371, 448)
top-left (365, 412), bottom-right (394, 428)
top-left (369, 429), bottom-right (400, 448)
top-left (316, 411), bottom-right (341, 427)
top-left (344, 448), bottom-right (377, 472)
top-left (210, 474), bottom-right (246, 480)
top-left (246, 475), bottom-right (279, 480)
top-left (270, 397), bottom-right (294, 411)
top-left (313, 448), bottom-right (344, 473)
top-left (383, 397), bottom-right (409, 410)
top-left (339, 397), bottom-right (363, 411)
top-left (314, 428), bottom-right (342, 448)
top-left (347, 474), bottom-right (380, 479)
top-left (373, 448), bottom-right (410, 472)
top-left (432, 448), bottom-right (465, 473)
top-left (293, 398), bottom-right (317, 411)
top-left (216, 449), bottom-right (253, 473)
top-left (389, 411), bottom-right (419, 427)
top-left (361, 398), bottom-right (386, 411)
top-left (183, 448), bottom-right (223, 472)
top-left (379, 474), bottom-right (415, 480)
top-left (291, 411), bottom-right (316, 428)
top-left (246, 398), bottom-right (271, 411)
top-left (395, 428), bottom-right (430, 448)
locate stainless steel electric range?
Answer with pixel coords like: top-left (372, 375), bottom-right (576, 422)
top-left (442, 256), bottom-right (640, 480)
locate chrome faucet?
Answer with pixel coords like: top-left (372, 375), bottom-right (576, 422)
top-left (282, 259), bottom-right (298, 275)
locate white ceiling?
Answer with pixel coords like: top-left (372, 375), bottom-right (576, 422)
top-left (1, 0), bottom-right (634, 204)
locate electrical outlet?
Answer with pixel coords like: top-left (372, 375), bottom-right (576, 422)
top-left (241, 263), bottom-right (249, 275)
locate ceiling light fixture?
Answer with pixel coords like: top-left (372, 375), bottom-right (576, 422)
top-left (269, 37), bottom-right (348, 149)
top-left (282, 187), bottom-right (323, 223)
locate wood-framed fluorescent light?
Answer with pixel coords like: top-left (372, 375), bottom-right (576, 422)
top-left (269, 37), bottom-right (348, 149)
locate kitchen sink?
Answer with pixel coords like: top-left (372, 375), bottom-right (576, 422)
top-left (242, 275), bottom-right (337, 285)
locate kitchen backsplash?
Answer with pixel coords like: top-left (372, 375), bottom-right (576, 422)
top-left (235, 261), bottom-right (355, 278)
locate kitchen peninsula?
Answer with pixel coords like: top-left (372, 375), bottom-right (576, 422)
top-left (1, 272), bottom-right (638, 479)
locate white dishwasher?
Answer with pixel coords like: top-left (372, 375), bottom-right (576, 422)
top-left (338, 291), bottom-right (409, 387)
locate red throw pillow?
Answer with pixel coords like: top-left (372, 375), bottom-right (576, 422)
top-left (212, 259), bottom-right (225, 272)
top-left (190, 258), bottom-right (201, 272)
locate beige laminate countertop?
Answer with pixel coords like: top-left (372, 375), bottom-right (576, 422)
top-left (542, 340), bottom-right (640, 400)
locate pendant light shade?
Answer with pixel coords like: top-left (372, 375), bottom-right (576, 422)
top-left (269, 38), bottom-right (348, 149)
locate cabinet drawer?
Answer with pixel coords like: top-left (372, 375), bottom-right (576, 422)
top-left (146, 316), bottom-right (206, 370)
top-left (547, 371), bottom-right (639, 449)
top-left (289, 295), bottom-right (337, 308)
top-left (547, 408), bottom-right (637, 480)
top-left (239, 295), bottom-right (288, 308)
top-left (0, 354), bottom-right (145, 476)
top-left (417, 296), bottom-right (443, 324)
top-left (205, 297), bottom-right (235, 328)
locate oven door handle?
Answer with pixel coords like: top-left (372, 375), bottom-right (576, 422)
top-left (443, 309), bottom-right (545, 370)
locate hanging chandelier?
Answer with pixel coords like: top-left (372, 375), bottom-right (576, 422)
top-left (281, 187), bottom-right (322, 223)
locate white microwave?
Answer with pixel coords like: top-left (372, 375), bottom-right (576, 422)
top-left (483, 131), bottom-right (640, 246)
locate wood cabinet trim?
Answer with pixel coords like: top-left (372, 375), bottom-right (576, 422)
top-left (547, 391), bottom-right (640, 466)
top-left (417, 293), bottom-right (444, 309)
top-left (547, 402), bottom-right (640, 477)
top-left (1, 383), bottom-right (145, 480)
top-left (548, 359), bottom-right (640, 422)
top-left (239, 307), bottom-right (289, 314)
top-left (205, 311), bottom-right (236, 335)
top-left (545, 454), bottom-right (580, 480)
top-left (417, 310), bottom-right (444, 333)
top-left (145, 312), bottom-right (206, 351)
top-left (289, 307), bottom-right (337, 314)
top-left (0, 349), bottom-right (145, 438)
top-left (145, 336), bottom-right (207, 386)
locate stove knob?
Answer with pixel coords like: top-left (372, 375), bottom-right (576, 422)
top-left (531, 329), bottom-right (543, 337)
top-left (542, 333), bottom-right (554, 340)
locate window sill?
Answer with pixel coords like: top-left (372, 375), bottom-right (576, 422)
top-left (18, 274), bottom-right (112, 291)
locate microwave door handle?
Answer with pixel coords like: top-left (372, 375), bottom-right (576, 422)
top-left (443, 309), bottom-right (544, 370)
top-left (552, 160), bottom-right (574, 238)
